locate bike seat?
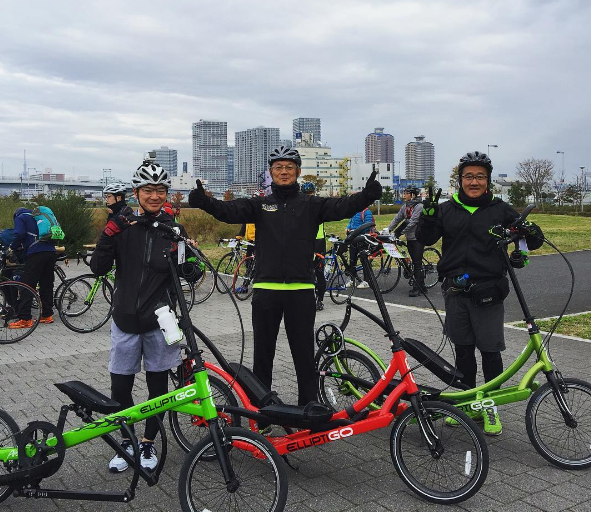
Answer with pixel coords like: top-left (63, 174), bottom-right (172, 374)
top-left (228, 363), bottom-right (284, 407)
top-left (259, 401), bottom-right (334, 428)
top-left (401, 338), bottom-right (465, 386)
top-left (55, 381), bottom-right (121, 414)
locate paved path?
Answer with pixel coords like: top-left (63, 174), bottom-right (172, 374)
top-left (1, 277), bottom-right (591, 511)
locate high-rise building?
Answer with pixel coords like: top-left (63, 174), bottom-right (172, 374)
top-left (365, 128), bottom-right (394, 164)
top-left (182, 162), bottom-right (188, 174)
top-left (292, 118), bottom-right (321, 145)
top-left (152, 146), bottom-right (178, 176)
top-left (192, 120), bottom-right (228, 194)
top-left (405, 135), bottom-right (435, 181)
top-left (234, 126), bottom-right (280, 186)
top-left (227, 146), bottom-right (234, 185)
top-left (280, 139), bottom-right (293, 149)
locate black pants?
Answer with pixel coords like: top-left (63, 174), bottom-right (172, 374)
top-left (454, 345), bottom-right (503, 389)
top-left (314, 257), bottom-right (326, 302)
top-left (18, 251), bottom-right (57, 319)
top-left (251, 288), bottom-right (317, 406)
top-left (406, 240), bottom-right (425, 290)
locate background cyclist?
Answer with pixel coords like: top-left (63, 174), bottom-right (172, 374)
top-left (388, 186), bottom-right (426, 297)
top-left (345, 201), bottom-right (373, 289)
top-left (91, 155), bottom-right (197, 472)
top-left (103, 182), bottom-right (128, 220)
top-left (189, 146), bottom-right (382, 409)
top-left (416, 150), bottom-right (543, 436)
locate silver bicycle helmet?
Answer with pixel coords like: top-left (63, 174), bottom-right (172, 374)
top-left (131, 161), bottom-right (171, 189)
top-left (301, 181), bottom-right (316, 194)
top-left (103, 182), bottom-right (127, 195)
top-left (458, 151), bottom-right (493, 174)
top-left (268, 146), bottom-right (302, 167)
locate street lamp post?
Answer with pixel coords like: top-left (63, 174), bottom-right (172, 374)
top-left (580, 166), bottom-right (588, 213)
top-left (102, 168), bottom-right (112, 188)
top-left (556, 151), bottom-right (565, 174)
top-left (487, 144), bottom-right (498, 156)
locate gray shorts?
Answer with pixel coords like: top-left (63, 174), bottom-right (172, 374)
top-left (109, 321), bottom-right (182, 375)
top-left (443, 291), bottom-right (506, 352)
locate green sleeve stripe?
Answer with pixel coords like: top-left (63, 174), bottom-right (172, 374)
top-left (253, 282), bottom-right (316, 290)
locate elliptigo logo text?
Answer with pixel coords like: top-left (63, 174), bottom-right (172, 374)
top-left (139, 388), bottom-right (197, 415)
top-left (286, 427), bottom-right (354, 452)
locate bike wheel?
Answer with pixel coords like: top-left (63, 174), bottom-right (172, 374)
top-left (192, 259), bottom-right (216, 305)
top-left (215, 252), bottom-right (238, 294)
top-left (53, 266), bottom-right (68, 308)
top-left (318, 349), bottom-right (382, 411)
top-left (391, 400), bottom-right (488, 504)
top-left (525, 377), bottom-right (591, 469)
top-left (422, 247), bottom-right (441, 289)
top-left (376, 255), bottom-right (402, 293)
top-left (232, 256), bottom-right (255, 301)
top-left (0, 408), bottom-right (20, 503)
top-left (0, 281), bottom-right (42, 344)
top-left (58, 274), bottom-right (113, 333)
top-left (169, 375), bottom-right (242, 454)
top-left (329, 270), bottom-right (356, 305)
top-left (179, 427), bottom-right (287, 512)
top-left (180, 278), bottom-right (196, 312)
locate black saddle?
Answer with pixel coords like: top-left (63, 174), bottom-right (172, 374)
top-left (55, 381), bottom-right (121, 414)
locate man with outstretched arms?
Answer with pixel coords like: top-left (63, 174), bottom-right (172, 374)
top-left (189, 146), bottom-right (382, 407)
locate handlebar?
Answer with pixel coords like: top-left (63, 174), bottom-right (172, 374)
top-left (510, 204), bottom-right (536, 228)
top-left (493, 203), bottom-right (536, 247)
top-left (342, 222), bottom-right (375, 248)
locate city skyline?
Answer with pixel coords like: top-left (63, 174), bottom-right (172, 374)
top-left (1, 1), bottom-right (589, 184)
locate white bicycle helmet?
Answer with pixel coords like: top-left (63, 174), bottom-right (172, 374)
top-left (103, 182), bottom-right (127, 195)
top-left (131, 161), bottom-right (171, 189)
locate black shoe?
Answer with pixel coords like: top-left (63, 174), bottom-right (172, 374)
top-left (316, 300), bottom-right (324, 311)
top-left (409, 288), bottom-right (421, 297)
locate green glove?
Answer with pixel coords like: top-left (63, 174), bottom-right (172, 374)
top-left (422, 187), bottom-right (442, 216)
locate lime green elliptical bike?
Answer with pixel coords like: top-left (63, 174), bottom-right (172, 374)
top-left (316, 206), bottom-right (591, 470)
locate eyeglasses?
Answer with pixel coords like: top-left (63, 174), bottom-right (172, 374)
top-left (271, 164), bottom-right (297, 172)
top-left (462, 174), bottom-right (488, 182)
top-left (140, 187), bottom-right (168, 196)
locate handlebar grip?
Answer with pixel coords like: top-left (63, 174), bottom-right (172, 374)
top-left (511, 204), bottom-right (536, 227)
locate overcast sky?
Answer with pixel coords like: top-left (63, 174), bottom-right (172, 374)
top-left (1, 0), bottom-right (589, 185)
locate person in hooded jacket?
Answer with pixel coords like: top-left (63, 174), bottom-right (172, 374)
top-left (8, 207), bottom-right (57, 327)
top-left (416, 150), bottom-right (544, 436)
top-left (388, 186), bottom-right (425, 296)
top-left (189, 146), bottom-right (382, 408)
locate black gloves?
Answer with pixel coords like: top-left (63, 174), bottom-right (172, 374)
top-left (422, 187), bottom-right (442, 217)
top-left (103, 206), bottom-right (135, 237)
top-left (189, 180), bottom-right (207, 209)
top-left (363, 170), bottom-right (382, 202)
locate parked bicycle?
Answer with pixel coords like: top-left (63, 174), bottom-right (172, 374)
top-left (316, 207), bottom-right (591, 470)
top-left (215, 238), bottom-right (254, 294)
top-left (231, 252), bottom-right (257, 300)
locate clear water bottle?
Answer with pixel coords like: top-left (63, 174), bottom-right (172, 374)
top-left (453, 273), bottom-right (470, 287)
top-left (154, 303), bottom-right (183, 345)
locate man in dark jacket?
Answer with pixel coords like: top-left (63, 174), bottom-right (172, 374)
top-left (416, 150), bottom-right (543, 436)
top-left (189, 146), bottom-right (382, 408)
top-left (8, 207), bottom-right (57, 327)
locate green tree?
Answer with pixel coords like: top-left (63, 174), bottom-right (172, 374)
top-left (424, 175), bottom-right (439, 194)
top-left (301, 174), bottom-right (328, 194)
top-left (449, 166), bottom-right (459, 193)
top-left (507, 181), bottom-right (531, 207)
top-left (381, 186), bottom-right (394, 204)
top-left (516, 158), bottom-right (554, 210)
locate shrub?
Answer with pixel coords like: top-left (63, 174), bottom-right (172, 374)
top-left (0, 195), bottom-right (24, 229)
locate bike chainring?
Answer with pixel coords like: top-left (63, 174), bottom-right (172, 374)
top-left (16, 421), bottom-right (66, 483)
top-left (315, 323), bottom-right (345, 357)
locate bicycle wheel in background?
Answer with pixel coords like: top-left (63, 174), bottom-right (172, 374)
top-left (391, 401), bottom-right (488, 504)
top-left (329, 270), bottom-right (356, 305)
top-left (191, 260), bottom-right (216, 305)
top-left (215, 252), bottom-right (239, 294)
top-left (232, 256), bottom-right (255, 301)
top-left (53, 265), bottom-right (68, 308)
top-left (376, 255), bottom-right (402, 293)
top-left (0, 408), bottom-right (20, 503)
top-left (178, 427), bottom-right (288, 512)
top-left (58, 274), bottom-right (113, 333)
top-left (422, 247), bottom-right (441, 289)
top-left (180, 278), bottom-right (196, 312)
top-left (525, 377), bottom-right (591, 469)
top-left (0, 281), bottom-right (42, 344)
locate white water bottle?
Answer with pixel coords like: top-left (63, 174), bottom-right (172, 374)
top-left (154, 304), bottom-right (183, 345)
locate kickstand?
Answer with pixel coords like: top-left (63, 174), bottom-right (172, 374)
top-left (282, 454), bottom-right (299, 471)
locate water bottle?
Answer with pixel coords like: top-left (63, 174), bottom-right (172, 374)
top-left (154, 303), bottom-right (183, 345)
top-left (453, 273), bottom-right (470, 287)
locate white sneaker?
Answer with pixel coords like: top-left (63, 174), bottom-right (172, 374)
top-left (109, 440), bottom-right (134, 473)
top-left (357, 281), bottom-right (369, 289)
top-left (344, 279), bottom-right (353, 287)
top-left (139, 441), bottom-right (158, 471)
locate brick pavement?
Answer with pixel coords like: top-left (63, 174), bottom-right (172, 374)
top-left (1, 281), bottom-right (591, 511)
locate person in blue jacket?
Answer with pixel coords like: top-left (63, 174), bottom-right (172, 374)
top-left (8, 207), bottom-right (57, 327)
top-left (345, 204), bottom-right (374, 289)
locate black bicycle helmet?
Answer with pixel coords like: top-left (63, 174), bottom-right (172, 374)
top-left (458, 151), bottom-right (493, 175)
top-left (404, 186), bottom-right (420, 197)
top-left (268, 146), bottom-right (302, 167)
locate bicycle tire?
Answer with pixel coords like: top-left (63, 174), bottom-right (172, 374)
top-left (525, 377), bottom-right (591, 469)
top-left (215, 252), bottom-right (239, 294)
top-left (180, 278), bottom-right (196, 312)
top-left (0, 281), bottom-right (42, 344)
top-left (317, 349), bottom-right (382, 411)
top-left (0, 408), bottom-right (20, 503)
top-left (192, 259), bottom-right (216, 305)
top-left (58, 274), bottom-right (113, 333)
top-left (376, 255), bottom-right (402, 293)
top-left (178, 427), bottom-right (288, 512)
top-left (169, 375), bottom-right (242, 454)
top-left (232, 256), bottom-right (255, 301)
top-left (422, 247), bottom-right (441, 289)
top-left (329, 270), bottom-right (356, 305)
top-left (391, 400), bottom-right (488, 504)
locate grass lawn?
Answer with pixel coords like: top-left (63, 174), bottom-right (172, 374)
top-left (515, 313), bottom-right (591, 340)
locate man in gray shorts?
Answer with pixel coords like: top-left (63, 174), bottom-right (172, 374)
top-left (416, 150), bottom-right (543, 436)
top-left (91, 154), bottom-right (195, 473)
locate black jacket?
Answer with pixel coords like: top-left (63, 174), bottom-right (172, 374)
top-left (90, 212), bottom-right (186, 334)
top-left (416, 196), bottom-right (543, 281)
top-left (196, 185), bottom-right (374, 284)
